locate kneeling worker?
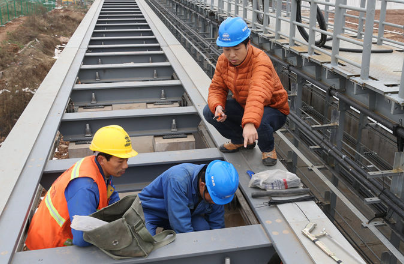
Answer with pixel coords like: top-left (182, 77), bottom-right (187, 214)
top-left (203, 17), bottom-right (289, 166)
top-left (138, 160), bottom-right (239, 235)
top-left (26, 125), bottom-right (138, 250)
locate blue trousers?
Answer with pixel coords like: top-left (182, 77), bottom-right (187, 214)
top-left (144, 213), bottom-right (210, 235)
top-left (203, 99), bottom-right (287, 152)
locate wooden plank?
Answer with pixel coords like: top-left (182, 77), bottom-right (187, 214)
top-left (310, 52), bottom-right (332, 64)
top-left (290, 45), bottom-right (309, 54)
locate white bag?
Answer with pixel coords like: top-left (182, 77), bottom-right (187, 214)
top-left (71, 215), bottom-right (108, 232)
top-left (248, 169), bottom-right (301, 190)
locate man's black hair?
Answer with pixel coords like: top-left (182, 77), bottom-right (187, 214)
top-left (97, 152), bottom-right (112, 161)
top-left (241, 36), bottom-right (250, 47)
top-left (198, 164), bottom-right (208, 183)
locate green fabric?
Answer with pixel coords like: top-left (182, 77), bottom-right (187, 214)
top-left (83, 194), bottom-right (176, 260)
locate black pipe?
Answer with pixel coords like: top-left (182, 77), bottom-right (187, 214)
top-left (288, 111), bottom-right (404, 219)
top-left (295, 0), bottom-right (327, 47)
top-left (295, 0), bottom-right (393, 53)
top-left (268, 55), bottom-right (404, 139)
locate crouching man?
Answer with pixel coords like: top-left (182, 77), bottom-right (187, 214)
top-left (25, 125), bottom-right (138, 250)
top-left (138, 160), bottom-right (239, 235)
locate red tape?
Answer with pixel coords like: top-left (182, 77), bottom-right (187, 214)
top-left (283, 179), bottom-right (288, 189)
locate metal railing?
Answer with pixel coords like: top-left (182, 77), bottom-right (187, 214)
top-left (0, 0), bottom-right (56, 26)
top-left (190, 0), bottom-right (404, 98)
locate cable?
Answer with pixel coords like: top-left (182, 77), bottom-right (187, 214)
top-left (295, 0), bottom-right (327, 47)
top-left (295, 0), bottom-right (393, 53)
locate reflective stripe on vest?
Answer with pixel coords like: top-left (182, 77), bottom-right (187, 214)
top-left (71, 158), bottom-right (85, 180)
top-left (45, 186), bottom-right (66, 227)
top-left (44, 158), bottom-right (86, 227)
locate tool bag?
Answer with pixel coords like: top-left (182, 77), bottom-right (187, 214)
top-left (83, 194), bottom-right (176, 260)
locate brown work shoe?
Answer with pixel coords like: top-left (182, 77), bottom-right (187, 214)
top-left (219, 142), bottom-right (256, 153)
top-left (262, 148), bottom-right (277, 166)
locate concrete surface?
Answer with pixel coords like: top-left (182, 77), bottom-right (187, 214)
top-left (153, 134), bottom-right (195, 152)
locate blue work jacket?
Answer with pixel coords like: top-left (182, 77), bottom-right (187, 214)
top-left (65, 157), bottom-right (120, 247)
top-left (138, 163), bottom-right (225, 234)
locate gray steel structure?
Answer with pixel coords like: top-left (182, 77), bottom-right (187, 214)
top-left (139, 0), bottom-right (404, 263)
top-left (0, 0), bottom-right (397, 264)
top-left (0, 0), bottom-right (278, 263)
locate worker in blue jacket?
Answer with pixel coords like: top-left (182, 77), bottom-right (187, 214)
top-left (138, 160), bottom-right (239, 235)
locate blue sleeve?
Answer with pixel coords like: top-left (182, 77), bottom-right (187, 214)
top-left (65, 177), bottom-right (99, 247)
top-left (164, 177), bottom-right (194, 233)
top-left (206, 205), bottom-right (225, 230)
top-left (108, 179), bottom-right (120, 205)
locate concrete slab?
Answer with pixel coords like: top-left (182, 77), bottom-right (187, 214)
top-left (146, 102), bottom-right (180, 108)
top-left (68, 142), bottom-right (93, 158)
top-left (130, 136), bottom-right (154, 153)
top-left (112, 103), bottom-right (147, 110)
top-left (153, 134), bottom-right (195, 152)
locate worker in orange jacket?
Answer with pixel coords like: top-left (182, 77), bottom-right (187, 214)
top-left (25, 125), bottom-right (138, 250)
top-left (203, 17), bottom-right (289, 166)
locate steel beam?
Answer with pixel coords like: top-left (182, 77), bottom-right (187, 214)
top-left (94, 23), bottom-right (150, 30)
top-left (89, 36), bottom-right (157, 44)
top-left (12, 225), bottom-right (273, 264)
top-left (87, 43), bottom-right (161, 53)
top-left (99, 14), bottom-right (143, 18)
top-left (97, 18), bottom-right (147, 23)
top-left (100, 11), bottom-right (142, 15)
top-left (101, 8), bottom-right (140, 11)
top-left (82, 51), bottom-right (167, 65)
top-left (42, 148), bottom-right (223, 191)
top-left (60, 106), bottom-right (200, 141)
top-left (92, 29), bottom-right (154, 37)
top-left (71, 80), bottom-right (183, 105)
top-left (78, 62), bottom-right (173, 83)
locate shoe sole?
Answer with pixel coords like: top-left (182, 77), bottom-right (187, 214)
top-left (219, 142), bottom-right (256, 153)
top-left (262, 158), bottom-right (277, 166)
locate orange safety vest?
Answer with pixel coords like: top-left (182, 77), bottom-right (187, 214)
top-left (25, 156), bottom-right (109, 250)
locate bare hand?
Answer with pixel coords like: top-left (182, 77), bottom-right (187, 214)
top-left (243, 123), bottom-right (258, 147)
top-left (214, 105), bottom-right (227, 122)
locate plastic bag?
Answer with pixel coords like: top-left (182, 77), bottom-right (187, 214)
top-left (248, 169), bottom-right (301, 190)
top-left (71, 215), bottom-right (108, 232)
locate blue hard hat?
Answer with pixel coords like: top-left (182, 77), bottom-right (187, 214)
top-left (216, 17), bottom-right (251, 47)
top-left (205, 160), bottom-right (239, 205)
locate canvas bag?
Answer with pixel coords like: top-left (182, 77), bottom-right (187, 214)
top-left (83, 194), bottom-right (176, 260)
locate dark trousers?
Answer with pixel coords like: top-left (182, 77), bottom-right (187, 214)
top-left (203, 99), bottom-right (287, 152)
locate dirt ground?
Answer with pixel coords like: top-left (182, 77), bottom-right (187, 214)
top-left (345, 10), bottom-right (404, 43)
top-left (0, 17), bottom-right (27, 43)
top-left (300, 9), bottom-right (404, 42)
top-left (0, 6), bottom-right (87, 146)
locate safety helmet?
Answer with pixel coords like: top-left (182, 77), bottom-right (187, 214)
top-left (89, 125), bottom-right (138, 159)
top-left (216, 17), bottom-right (251, 47)
top-left (205, 160), bottom-right (239, 205)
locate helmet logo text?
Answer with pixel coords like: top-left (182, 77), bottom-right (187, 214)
top-left (124, 136), bottom-right (131, 147)
top-left (222, 33), bottom-right (231, 41)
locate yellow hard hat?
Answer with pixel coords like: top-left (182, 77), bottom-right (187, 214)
top-left (89, 125), bottom-right (138, 159)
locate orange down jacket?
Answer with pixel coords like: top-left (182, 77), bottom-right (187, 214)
top-left (208, 45), bottom-right (290, 129)
top-left (25, 156), bottom-right (108, 250)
